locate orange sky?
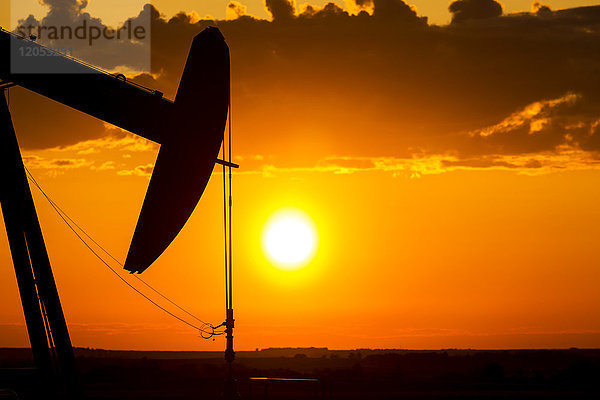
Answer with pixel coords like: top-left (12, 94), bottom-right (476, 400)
top-left (1, 0), bottom-right (600, 351)
top-left (9, 1), bottom-right (600, 26)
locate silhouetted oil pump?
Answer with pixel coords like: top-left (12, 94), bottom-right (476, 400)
top-left (0, 26), bottom-right (238, 399)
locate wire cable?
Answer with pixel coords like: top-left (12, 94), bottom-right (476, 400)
top-left (23, 166), bottom-right (224, 338)
top-left (24, 175), bottom-right (213, 328)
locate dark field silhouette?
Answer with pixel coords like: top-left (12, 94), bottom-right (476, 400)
top-left (1, 348), bottom-right (599, 399)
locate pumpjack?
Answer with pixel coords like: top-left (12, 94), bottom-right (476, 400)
top-left (0, 26), bottom-right (237, 398)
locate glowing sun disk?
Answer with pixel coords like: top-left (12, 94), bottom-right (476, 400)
top-left (263, 209), bottom-right (317, 270)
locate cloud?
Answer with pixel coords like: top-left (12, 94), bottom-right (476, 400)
top-left (22, 155), bottom-right (93, 177)
top-left (265, 0), bottom-right (297, 20)
top-left (117, 163), bottom-right (155, 177)
top-left (299, 2), bottom-right (348, 18)
top-left (461, 93), bottom-right (600, 157)
top-left (23, 155), bottom-right (91, 169)
top-left (138, 2), bottom-right (600, 164)
top-left (9, 86), bottom-right (107, 149)
top-left (532, 2), bottom-right (552, 17)
top-left (40, 0), bottom-right (89, 18)
top-left (300, 0), bottom-right (424, 22)
top-left (370, 0), bottom-right (422, 21)
top-left (49, 129), bottom-right (159, 153)
top-left (449, 0), bottom-right (503, 23)
top-left (227, 1), bottom-right (251, 20)
top-left (90, 161), bottom-right (116, 171)
top-left (10, 1), bottom-right (600, 175)
top-left (19, 131), bottom-right (157, 177)
top-left (235, 146), bottom-right (600, 178)
top-left (474, 93), bottom-right (580, 138)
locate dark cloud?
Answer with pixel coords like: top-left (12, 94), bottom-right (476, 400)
top-left (227, 1), bottom-right (250, 19)
top-left (371, 0), bottom-right (422, 22)
top-left (532, 2), bottom-right (552, 17)
top-left (8, 0), bottom-right (151, 149)
top-left (464, 93), bottom-right (588, 156)
top-left (8, 87), bottom-right (107, 149)
top-left (40, 0), bottom-right (89, 20)
top-left (347, 0), bottom-right (424, 22)
top-left (265, 0), bottom-right (296, 21)
top-left (51, 159), bottom-right (82, 166)
top-left (449, 0), bottom-right (503, 23)
top-left (8, 1), bottom-right (600, 173)
top-left (299, 2), bottom-right (348, 18)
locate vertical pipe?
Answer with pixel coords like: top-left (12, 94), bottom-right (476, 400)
top-left (223, 84), bottom-right (238, 400)
top-left (225, 102), bottom-right (234, 364)
top-left (228, 96), bottom-right (233, 311)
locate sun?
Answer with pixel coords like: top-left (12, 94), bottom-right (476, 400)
top-left (262, 208), bottom-right (317, 270)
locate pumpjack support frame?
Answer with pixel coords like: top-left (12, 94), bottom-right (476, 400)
top-left (0, 25), bottom-right (236, 400)
top-left (0, 90), bottom-right (80, 399)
